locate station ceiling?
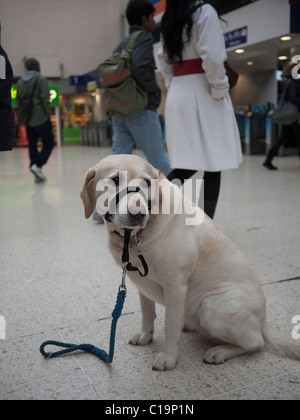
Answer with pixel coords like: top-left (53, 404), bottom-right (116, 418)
top-left (226, 33), bottom-right (300, 74)
top-left (207, 0), bottom-right (259, 16)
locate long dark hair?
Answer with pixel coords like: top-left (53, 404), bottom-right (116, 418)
top-left (161, 0), bottom-right (199, 63)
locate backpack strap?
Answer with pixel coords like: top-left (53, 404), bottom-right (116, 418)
top-left (29, 76), bottom-right (40, 98)
top-left (125, 30), bottom-right (146, 54)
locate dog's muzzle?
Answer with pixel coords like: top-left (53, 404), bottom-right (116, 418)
top-left (105, 186), bottom-right (152, 223)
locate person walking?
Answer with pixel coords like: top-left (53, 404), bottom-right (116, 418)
top-left (157, 0), bottom-right (243, 219)
top-left (17, 57), bottom-right (54, 182)
top-left (110, 0), bottom-right (172, 177)
top-left (263, 63), bottom-right (300, 170)
top-left (0, 22), bottom-right (16, 152)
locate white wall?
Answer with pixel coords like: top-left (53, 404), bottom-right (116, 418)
top-left (230, 70), bottom-right (277, 108)
top-left (223, 0), bottom-right (290, 50)
top-left (0, 0), bottom-right (124, 78)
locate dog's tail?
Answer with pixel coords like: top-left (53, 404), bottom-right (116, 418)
top-left (262, 322), bottom-right (300, 360)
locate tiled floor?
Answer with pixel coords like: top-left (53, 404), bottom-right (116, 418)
top-left (0, 146), bottom-right (299, 400)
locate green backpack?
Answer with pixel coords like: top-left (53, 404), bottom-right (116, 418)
top-left (98, 30), bottom-right (148, 119)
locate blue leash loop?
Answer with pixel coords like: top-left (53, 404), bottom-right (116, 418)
top-left (40, 228), bottom-right (148, 364)
top-left (40, 289), bottom-right (126, 363)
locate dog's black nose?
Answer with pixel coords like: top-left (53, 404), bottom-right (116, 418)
top-left (128, 211), bottom-right (146, 222)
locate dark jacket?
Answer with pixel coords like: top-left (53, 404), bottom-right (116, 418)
top-left (16, 72), bottom-right (51, 127)
top-left (0, 37), bottom-right (16, 151)
top-left (114, 25), bottom-right (161, 111)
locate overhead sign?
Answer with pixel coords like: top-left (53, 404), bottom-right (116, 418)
top-left (11, 84), bottom-right (60, 107)
top-left (224, 26), bottom-right (248, 49)
top-left (148, 0), bottom-right (166, 17)
top-left (69, 75), bottom-right (88, 86)
top-left (49, 85), bottom-right (59, 106)
top-left (11, 85), bottom-right (17, 107)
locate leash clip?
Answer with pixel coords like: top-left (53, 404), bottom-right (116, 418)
top-left (119, 265), bottom-right (127, 296)
top-left (135, 234), bottom-right (142, 255)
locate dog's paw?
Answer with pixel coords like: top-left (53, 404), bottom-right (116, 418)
top-left (129, 331), bottom-right (153, 346)
top-left (152, 351), bottom-right (178, 371)
top-left (203, 347), bottom-right (226, 365)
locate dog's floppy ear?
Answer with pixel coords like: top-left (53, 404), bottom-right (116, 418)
top-left (158, 170), bottom-right (166, 181)
top-left (80, 168), bottom-right (96, 219)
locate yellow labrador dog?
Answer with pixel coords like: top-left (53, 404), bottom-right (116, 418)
top-left (81, 154), bottom-right (300, 371)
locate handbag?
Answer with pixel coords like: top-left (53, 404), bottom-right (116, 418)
top-left (224, 61), bottom-right (239, 89)
top-left (272, 79), bottom-right (299, 125)
top-left (272, 102), bottom-right (298, 125)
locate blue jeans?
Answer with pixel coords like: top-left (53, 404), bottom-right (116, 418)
top-left (111, 110), bottom-right (172, 177)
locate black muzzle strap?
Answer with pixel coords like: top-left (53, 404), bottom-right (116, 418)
top-left (105, 186), bottom-right (151, 223)
top-left (122, 229), bottom-right (149, 278)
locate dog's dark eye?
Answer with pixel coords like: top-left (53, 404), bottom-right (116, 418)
top-left (144, 179), bottom-right (151, 187)
top-left (111, 176), bottom-right (120, 186)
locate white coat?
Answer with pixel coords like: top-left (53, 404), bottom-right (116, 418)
top-left (157, 3), bottom-right (243, 172)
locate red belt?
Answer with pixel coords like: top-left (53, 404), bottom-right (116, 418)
top-left (173, 58), bottom-right (205, 77)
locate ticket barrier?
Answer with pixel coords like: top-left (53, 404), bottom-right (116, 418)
top-left (235, 106), bottom-right (248, 152)
top-left (265, 104), bottom-right (278, 154)
top-left (244, 105), bottom-right (266, 155)
top-left (81, 122), bottom-right (103, 146)
top-left (81, 121), bottom-right (112, 147)
top-left (81, 124), bottom-right (89, 146)
top-left (91, 122), bottom-right (101, 146)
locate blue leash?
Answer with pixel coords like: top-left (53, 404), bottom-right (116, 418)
top-left (40, 227), bottom-right (148, 364)
top-left (40, 289), bottom-right (126, 364)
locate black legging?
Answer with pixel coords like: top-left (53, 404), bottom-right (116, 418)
top-left (167, 169), bottom-right (221, 219)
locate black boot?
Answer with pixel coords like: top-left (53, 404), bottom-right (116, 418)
top-left (263, 160), bottom-right (277, 170)
top-left (263, 147), bottom-right (278, 170)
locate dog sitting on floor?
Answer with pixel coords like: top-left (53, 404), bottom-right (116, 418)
top-left (81, 154), bottom-right (300, 371)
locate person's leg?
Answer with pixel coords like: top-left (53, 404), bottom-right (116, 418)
top-left (290, 122), bottom-right (300, 159)
top-left (35, 119), bottom-right (54, 167)
top-left (167, 169), bottom-right (197, 184)
top-left (168, 169), bottom-right (220, 219)
top-left (263, 125), bottom-right (288, 169)
top-left (26, 124), bottom-right (39, 168)
top-left (127, 110), bottom-right (172, 177)
top-left (111, 115), bottom-right (135, 155)
top-left (26, 124), bottom-right (47, 181)
top-left (203, 171), bottom-right (221, 219)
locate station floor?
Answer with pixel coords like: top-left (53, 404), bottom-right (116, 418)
top-left (0, 146), bottom-right (299, 400)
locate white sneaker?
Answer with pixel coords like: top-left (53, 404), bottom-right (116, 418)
top-left (30, 164), bottom-right (47, 182)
